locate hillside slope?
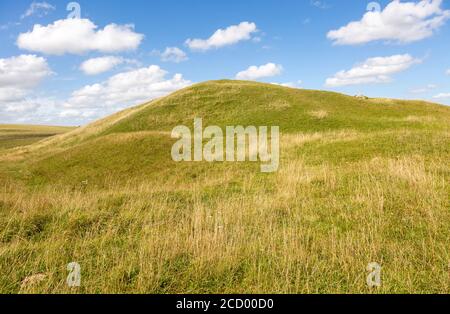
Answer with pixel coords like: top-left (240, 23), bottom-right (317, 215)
top-left (2, 80), bottom-right (449, 186)
top-left (0, 80), bottom-right (449, 293)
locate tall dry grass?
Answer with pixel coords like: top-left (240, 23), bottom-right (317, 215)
top-left (1, 152), bottom-right (448, 293)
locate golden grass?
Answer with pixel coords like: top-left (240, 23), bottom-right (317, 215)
top-left (308, 110), bottom-right (328, 119)
top-left (268, 100), bottom-right (292, 110)
top-left (281, 130), bottom-right (361, 148)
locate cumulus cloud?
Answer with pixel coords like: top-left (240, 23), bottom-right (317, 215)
top-left (0, 54), bottom-right (52, 88)
top-left (64, 65), bottom-right (191, 109)
top-left (17, 18), bottom-right (144, 55)
top-left (235, 63), bottom-right (283, 81)
top-left (327, 0), bottom-right (450, 45)
top-left (3, 99), bottom-right (41, 113)
top-left (0, 55), bottom-right (54, 123)
top-left (186, 22), bottom-right (257, 51)
top-left (158, 47), bottom-right (188, 63)
top-left (21, 1), bottom-right (55, 19)
top-left (446, 69), bottom-right (450, 75)
top-left (0, 57), bottom-right (191, 125)
top-left (325, 54), bottom-right (420, 87)
top-left (0, 88), bottom-right (28, 103)
top-left (0, 54), bottom-right (52, 106)
top-left (0, 94), bottom-right (63, 124)
top-left (80, 56), bottom-right (125, 75)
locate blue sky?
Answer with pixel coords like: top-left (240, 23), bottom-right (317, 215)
top-left (1, 0), bottom-right (450, 125)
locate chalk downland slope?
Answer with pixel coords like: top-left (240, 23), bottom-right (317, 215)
top-left (0, 80), bottom-right (449, 293)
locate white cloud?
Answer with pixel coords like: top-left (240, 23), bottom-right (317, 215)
top-left (409, 84), bottom-right (437, 94)
top-left (0, 96), bottom-right (62, 124)
top-left (158, 47), bottom-right (188, 63)
top-left (446, 69), bottom-right (450, 75)
top-left (21, 1), bottom-right (55, 19)
top-left (433, 93), bottom-right (450, 99)
top-left (0, 55), bottom-right (54, 123)
top-left (327, 0), bottom-right (450, 45)
top-left (0, 54), bottom-right (52, 89)
top-left (59, 109), bottom-right (96, 118)
top-left (0, 54), bottom-right (52, 111)
top-left (80, 56), bottom-right (124, 75)
top-left (186, 22), bottom-right (257, 51)
top-left (272, 80), bottom-right (303, 88)
top-left (236, 63), bottom-right (283, 81)
top-left (325, 54), bottom-right (420, 87)
top-left (17, 18), bottom-right (144, 55)
top-left (4, 99), bottom-right (40, 113)
top-left (64, 65), bottom-right (191, 109)
top-left (0, 87), bottom-right (28, 103)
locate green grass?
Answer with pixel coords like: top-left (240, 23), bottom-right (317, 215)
top-left (0, 80), bottom-right (449, 293)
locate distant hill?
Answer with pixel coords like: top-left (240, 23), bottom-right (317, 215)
top-left (0, 124), bottom-right (74, 150)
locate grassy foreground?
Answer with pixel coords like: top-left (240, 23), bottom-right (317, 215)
top-left (0, 80), bottom-right (449, 293)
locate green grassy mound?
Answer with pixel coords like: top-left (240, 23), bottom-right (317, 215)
top-left (0, 80), bottom-right (449, 293)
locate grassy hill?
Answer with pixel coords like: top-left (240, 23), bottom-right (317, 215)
top-left (0, 80), bottom-right (449, 293)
